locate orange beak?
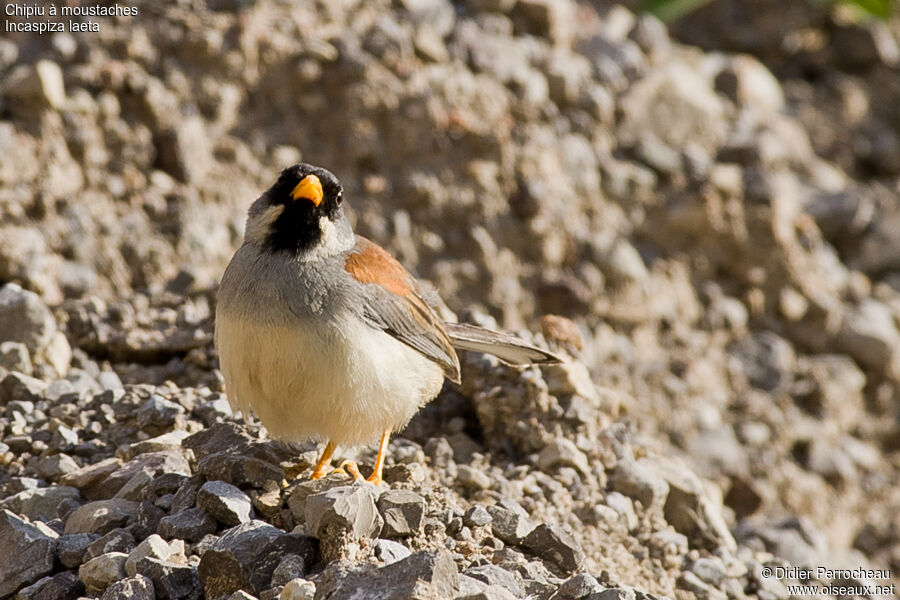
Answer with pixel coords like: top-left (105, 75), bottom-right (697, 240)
top-left (291, 174), bottom-right (324, 206)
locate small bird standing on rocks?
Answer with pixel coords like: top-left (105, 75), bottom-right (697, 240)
top-left (215, 163), bottom-right (560, 484)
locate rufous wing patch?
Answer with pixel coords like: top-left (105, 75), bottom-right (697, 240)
top-left (344, 237), bottom-right (413, 297)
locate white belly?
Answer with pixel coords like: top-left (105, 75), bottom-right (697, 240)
top-left (214, 309), bottom-right (445, 446)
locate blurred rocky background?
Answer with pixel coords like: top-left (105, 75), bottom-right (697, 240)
top-left (1, 0), bottom-right (899, 599)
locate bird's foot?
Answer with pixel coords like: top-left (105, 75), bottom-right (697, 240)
top-left (336, 460), bottom-right (365, 481)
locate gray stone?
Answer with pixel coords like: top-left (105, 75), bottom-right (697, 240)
top-left (92, 451), bottom-right (192, 500)
top-left (126, 534), bottom-right (173, 576)
top-left (196, 452), bottom-right (284, 488)
top-left (464, 505), bottom-right (493, 527)
top-left (463, 564), bottom-right (524, 597)
top-left (0, 283), bottom-right (56, 355)
top-left (487, 499), bottom-right (534, 544)
top-left (374, 538), bottom-right (412, 564)
top-left (603, 492), bottom-right (638, 531)
top-left (609, 459), bottom-right (669, 509)
top-left (100, 574), bottom-right (155, 600)
top-left (64, 499), bottom-right (140, 535)
top-left (197, 480), bottom-right (253, 526)
top-left (35, 453), bottom-right (81, 480)
top-left (58, 457), bottom-right (122, 496)
top-left (515, 0), bottom-right (575, 46)
top-left (136, 395), bottom-right (185, 433)
top-left (0, 371), bottom-right (47, 404)
top-left (57, 532), bottom-right (100, 568)
top-left (522, 523), bottom-right (585, 573)
top-left (280, 577), bottom-right (315, 600)
top-left (0, 341), bottom-right (31, 374)
top-left (78, 551), bottom-right (128, 593)
top-left (557, 573), bottom-right (604, 598)
top-left (0, 509), bottom-right (58, 598)
top-left (270, 554), bottom-right (306, 587)
top-left (158, 507), bottom-right (217, 542)
top-left (305, 485), bottom-right (383, 539)
top-left (0, 485), bottom-right (81, 522)
top-left (2, 60), bottom-right (66, 112)
top-left (15, 571), bottom-right (83, 600)
top-left (456, 465), bottom-right (492, 490)
top-left (84, 528), bottom-right (135, 561)
top-left (690, 556), bottom-right (727, 587)
top-left (133, 557), bottom-right (201, 600)
top-left (458, 585), bottom-right (517, 600)
top-left (315, 549), bottom-right (458, 599)
top-left (538, 438), bottom-right (591, 475)
top-left (156, 116), bottom-right (212, 184)
top-left (197, 520), bottom-right (317, 598)
top-left (376, 489), bottom-right (425, 538)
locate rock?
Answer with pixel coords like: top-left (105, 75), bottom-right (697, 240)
top-left (0, 485), bottom-right (81, 522)
top-left (155, 116), bottom-right (212, 184)
top-left (270, 554), bottom-right (306, 587)
top-left (100, 574), bottom-right (155, 600)
top-left (2, 59), bottom-right (66, 117)
top-left (196, 452), bottom-right (284, 488)
top-left (522, 523), bottom-right (585, 574)
top-left (375, 539), bottom-right (412, 564)
top-left (279, 578), bottom-right (316, 600)
top-left (305, 485), bottom-right (383, 539)
top-left (133, 557), bottom-right (201, 600)
top-left (487, 499), bottom-right (534, 544)
top-left (458, 585), bottom-right (518, 600)
top-left (464, 505), bottom-right (492, 527)
top-left (515, 0), bottom-right (576, 46)
top-left (456, 465), bottom-right (492, 490)
top-left (15, 571), bottom-right (83, 600)
top-left (0, 283), bottom-right (56, 355)
top-left (376, 489), bottom-right (426, 538)
top-left (0, 371), bottom-right (47, 404)
top-left (197, 480), bottom-right (253, 526)
top-left (0, 341), bottom-right (31, 374)
top-left (463, 564), bottom-right (524, 597)
top-left (78, 552), bottom-right (128, 593)
top-left (714, 55), bottom-right (784, 113)
top-left (835, 299), bottom-right (900, 378)
top-left (92, 451), bottom-right (191, 500)
top-left (0, 509), bottom-right (58, 598)
top-left (609, 459), bottom-right (670, 509)
top-left (57, 532), bottom-right (100, 569)
top-left (136, 395), bottom-right (185, 433)
top-left (537, 437), bottom-right (591, 475)
top-left (557, 573), bottom-right (604, 598)
top-left (198, 520), bottom-right (317, 598)
top-left (689, 556), bottom-right (727, 587)
top-left (35, 453), bottom-right (81, 480)
top-left (64, 499), bottom-right (140, 535)
top-left (59, 457), bottom-right (122, 496)
top-left (157, 507), bottom-right (217, 542)
top-left (126, 534), bottom-right (175, 577)
top-left (83, 528), bottom-right (136, 561)
top-left (316, 549), bottom-right (458, 599)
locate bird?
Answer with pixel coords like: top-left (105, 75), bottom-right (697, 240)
top-left (214, 163), bottom-right (562, 485)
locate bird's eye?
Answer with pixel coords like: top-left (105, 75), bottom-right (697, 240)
top-left (336, 191), bottom-right (343, 206)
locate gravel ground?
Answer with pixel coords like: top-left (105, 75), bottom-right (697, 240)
top-left (1, 1), bottom-right (899, 599)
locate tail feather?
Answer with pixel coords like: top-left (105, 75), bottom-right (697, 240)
top-left (444, 322), bottom-right (563, 365)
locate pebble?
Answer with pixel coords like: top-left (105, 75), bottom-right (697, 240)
top-left (0, 283), bottom-right (56, 355)
top-left (463, 563), bottom-right (524, 597)
top-left (197, 480), bottom-right (253, 525)
top-left (196, 452), bottom-right (284, 488)
top-left (608, 459), bottom-right (670, 509)
top-left (84, 527), bottom-right (136, 561)
top-left (376, 488), bottom-right (426, 538)
top-left (375, 538), bottom-right (412, 564)
top-left (57, 531), bottom-right (100, 568)
top-left (126, 534), bottom-right (175, 576)
top-left (133, 556), bottom-right (201, 600)
top-left (464, 505), bottom-right (493, 527)
top-left (315, 549), bottom-right (459, 599)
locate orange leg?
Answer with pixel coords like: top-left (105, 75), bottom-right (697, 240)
top-left (310, 440), bottom-right (337, 480)
top-left (367, 430), bottom-right (390, 485)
